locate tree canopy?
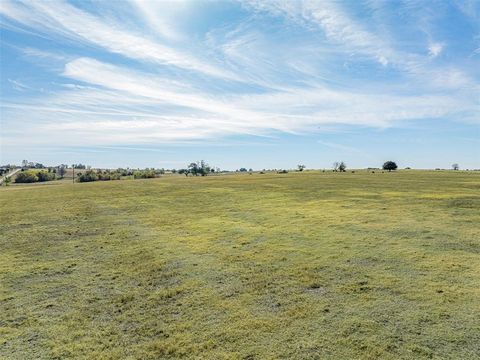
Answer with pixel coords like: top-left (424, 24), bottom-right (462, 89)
top-left (333, 161), bottom-right (346, 172)
top-left (383, 161), bottom-right (398, 171)
top-left (188, 160), bottom-right (211, 176)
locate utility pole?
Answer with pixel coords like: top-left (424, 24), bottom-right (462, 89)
top-left (72, 164), bottom-right (75, 184)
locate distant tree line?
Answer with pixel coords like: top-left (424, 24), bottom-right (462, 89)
top-left (77, 169), bottom-right (121, 182)
top-left (329, 161), bottom-right (400, 172)
top-left (6, 159), bottom-right (473, 186)
top-left (133, 169), bottom-right (157, 179)
top-left (72, 164), bottom-right (88, 169)
top-left (21, 160), bottom-right (44, 169)
top-left (76, 168), bottom-right (160, 182)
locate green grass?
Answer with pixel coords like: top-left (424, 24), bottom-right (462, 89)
top-left (1, 170), bottom-right (479, 359)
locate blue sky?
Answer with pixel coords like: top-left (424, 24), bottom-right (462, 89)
top-left (1, 0), bottom-right (479, 170)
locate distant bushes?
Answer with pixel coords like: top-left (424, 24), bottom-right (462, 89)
top-left (77, 169), bottom-right (124, 182)
top-left (117, 168), bottom-right (134, 176)
top-left (15, 172), bottom-right (38, 183)
top-left (98, 170), bottom-right (121, 181)
top-left (133, 169), bottom-right (156, 179)
top-left (76, 168), bottom-right (158, 182)
top-left (77, 170), bottom-right (98, 182)
top-left (15, 170), bottom-right (56, 183)
top-left (37, 171), bottom-right (56, 182)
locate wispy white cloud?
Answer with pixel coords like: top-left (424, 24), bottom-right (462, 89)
top-left (1, 0), bottom-right (478, 152)
top-left (0, 0), bottom-right (238, 80)
top-left (129, 0), bottom-right (187, 41)
top-left (2, 54), bottom-right (474, 148)
top-left (428, 42), bottom-right (444, 57)
top-left (244, 0), bottom-right (475, 91)
top-left (8, 79), bottom-right (30, 91)
top-left (243, 0), bottom-right (393, 66)
top-left (21, 47), bottom-right (71, 62)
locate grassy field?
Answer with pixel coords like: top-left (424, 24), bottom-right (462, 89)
top-left (1, 170), bottom-right (479, 359)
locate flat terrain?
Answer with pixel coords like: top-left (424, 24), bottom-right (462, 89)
top-left (1, 171), bottom-right (479, 359)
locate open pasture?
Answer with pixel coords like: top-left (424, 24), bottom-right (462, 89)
top-left (1, 170), bottom-right (479, 359)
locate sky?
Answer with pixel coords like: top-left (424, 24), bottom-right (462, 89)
top-left (1, 0), bottom-right (479, 170)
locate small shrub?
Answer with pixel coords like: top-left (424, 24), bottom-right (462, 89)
top-left (4, 176), bottom-right (12, 186)
top-left (36, 171), bottom-right (56, 182)
top-left (15, 171), bottom-right (37, 183)
top-left (77, 170), bottom-right (98, 182)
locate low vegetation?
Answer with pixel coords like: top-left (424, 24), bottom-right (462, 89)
top-left (76, 169), bottom-right (160, 182)
top-left (133, 169), bottom-right (157, 179)
top-left (14, 169), bottom-right (56, 183)
top-left (1, 170), bottom-right (479, 359)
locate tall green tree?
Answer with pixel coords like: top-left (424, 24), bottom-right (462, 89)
top-left (383, 161), bottom-right (398, 171)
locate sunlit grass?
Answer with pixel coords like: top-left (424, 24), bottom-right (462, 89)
top-left (1, 170), bottom-right (479, 359)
